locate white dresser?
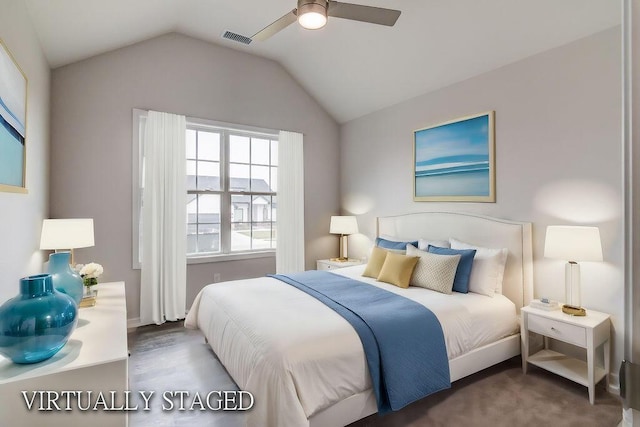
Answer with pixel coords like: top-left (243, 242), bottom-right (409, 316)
top-left (0, 282), bottom-right (129, 426)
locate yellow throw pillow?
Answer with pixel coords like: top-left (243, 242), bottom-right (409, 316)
top-left (377, 252), bottom-right (419, 289)
top-left (362, 246), bottom-right (388, 278)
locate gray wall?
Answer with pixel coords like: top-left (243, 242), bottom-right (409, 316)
top-left (341, 28), bottom-right (624, 377)
top-left (0, 0), bottom-right (50, 304)
top-left (50, 33), bottom-right (340, 322)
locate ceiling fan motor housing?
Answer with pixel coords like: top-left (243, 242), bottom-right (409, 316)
top-left (298, 0), bottom-right (328, 16)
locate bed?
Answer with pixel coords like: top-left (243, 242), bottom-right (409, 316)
top-left (185, 212), bottom-right (533, 427)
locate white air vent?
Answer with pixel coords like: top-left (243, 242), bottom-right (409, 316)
top-left (222, 30), bottom-right (252, 45)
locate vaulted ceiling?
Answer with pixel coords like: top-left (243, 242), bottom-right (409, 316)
top-left (24, 0), bottom-right (620, 123)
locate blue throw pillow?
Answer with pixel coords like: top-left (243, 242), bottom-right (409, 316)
top-left (375, 237), bottom-right (419, 252)
top-left (427, 245), bottom-right (476, 293)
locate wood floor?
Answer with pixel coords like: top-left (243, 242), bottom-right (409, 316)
top-left (128, 321), bottom-right (622, 427)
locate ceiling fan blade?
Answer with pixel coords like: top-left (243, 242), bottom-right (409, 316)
top-left (327, 1), bottom-right (400, 26)
top-left (252, 9), bottom-right (298, 41)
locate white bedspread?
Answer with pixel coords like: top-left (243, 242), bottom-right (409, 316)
top-left (185, 265), bottom-right (517, 427)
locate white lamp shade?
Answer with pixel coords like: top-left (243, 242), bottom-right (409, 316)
top-left (329, 216), bottom-right (358, 235)
top-left (40, 219), bottom-right (95, 250)
top-left (544, 225), bottom-right (603, 262)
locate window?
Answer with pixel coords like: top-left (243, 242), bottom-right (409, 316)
top-left (186, 126), bottom-right (278, 258)
top-left (133, 110), bottom-right (278, 267)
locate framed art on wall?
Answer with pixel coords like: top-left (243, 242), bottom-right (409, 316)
top-left (0, 39), bottom-right (28, 193)
top-left (413, 111), bottom-right (495, 202)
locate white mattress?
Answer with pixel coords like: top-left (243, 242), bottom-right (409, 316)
top-left (185, 265), bottom-right (517, 427)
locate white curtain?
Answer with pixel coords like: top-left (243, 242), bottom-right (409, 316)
top-left (276, 131), bottom-right (305, 273)
top-left (140, 110), bottom-right (187, 325)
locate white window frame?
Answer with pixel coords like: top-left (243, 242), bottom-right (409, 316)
top-left (132, 110), bottom-right (277, 269)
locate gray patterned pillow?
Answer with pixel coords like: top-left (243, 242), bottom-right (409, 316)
top-left (406, 244), bottom-right (461, 294)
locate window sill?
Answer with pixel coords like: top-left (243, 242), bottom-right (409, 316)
top-left (187, 251), bottom-right (275, 265)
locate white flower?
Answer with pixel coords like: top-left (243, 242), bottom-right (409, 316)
top-left (73, 264), bottom-right (84, 274)
top-left (80, 262), bottom-right (104, 279)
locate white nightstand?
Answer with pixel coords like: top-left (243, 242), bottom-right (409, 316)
top-left (316, 259), bottom-right (364, 271)
top-left (520, 305), bottom-right (610, 404)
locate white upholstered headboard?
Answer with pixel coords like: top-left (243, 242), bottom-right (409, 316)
top-left (377, 212), bottom-right (533, 312)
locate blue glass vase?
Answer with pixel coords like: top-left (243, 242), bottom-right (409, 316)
top-left (48, 252), bottom-right (83, 305)
top-left (0, 274), bottom-right (78, 364)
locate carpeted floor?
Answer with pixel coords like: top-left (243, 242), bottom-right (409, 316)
top-left (128, 321), bottom-right (622, 427)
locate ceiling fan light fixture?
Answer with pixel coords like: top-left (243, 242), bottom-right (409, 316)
top-left (298, 2), bottom-right (327, 30)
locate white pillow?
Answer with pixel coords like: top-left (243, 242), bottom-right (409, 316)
top-left (417, 238), bottom-right (451, 251)
top-left (449, 238), bottom-right (508, 297)
top-left (406, 244), bottom-right (460, 294)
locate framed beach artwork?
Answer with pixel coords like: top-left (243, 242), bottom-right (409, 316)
top-left (413, 111), bottom-right (495, 202)
top-left (0, 39), bottom-right (28, 193)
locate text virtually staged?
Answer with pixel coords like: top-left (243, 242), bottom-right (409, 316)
top-left (20, 390), bottom-right (254, 412)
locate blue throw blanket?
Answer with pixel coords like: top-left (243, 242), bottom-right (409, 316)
top-left (270, 270), bottom-right (450, 413)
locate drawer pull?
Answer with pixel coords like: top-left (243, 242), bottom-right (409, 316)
top-left (551, 327), bottom-right (557, 331)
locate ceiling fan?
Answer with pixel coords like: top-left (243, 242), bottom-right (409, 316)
top-left (252, 0), bottom-right (401, 41)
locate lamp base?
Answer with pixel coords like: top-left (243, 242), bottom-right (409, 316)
top-left (562, 304), bottom-right (586, 316)
top-left (564, 261), bottom-right (582, 307)
top-left (330, 257), bottom-right (349, 262)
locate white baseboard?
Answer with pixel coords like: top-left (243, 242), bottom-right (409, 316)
top-left (127, 310), bottom-right (189, 331)
top-left (127, 317), bottom-right (143, 331)
top-left (620, 408), bottom-right (640, 427)
top-left (608, 372), bottom-right (620, 395)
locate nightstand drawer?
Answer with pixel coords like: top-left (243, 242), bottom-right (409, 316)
top-left (528, 315), bottom-right (586, 347)
top-left (317, 262), bottom-right (335, 271)
top-left (316, 259), bottom-right (364, 271)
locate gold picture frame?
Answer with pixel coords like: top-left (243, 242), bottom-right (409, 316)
top-left (413, 111), bottom-right (495, 202)
top-left (0, 38), bottom-right (28, 194)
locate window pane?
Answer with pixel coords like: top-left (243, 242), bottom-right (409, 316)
top-left (230, 163), bottom-right (250, 191)
top-left (187, 224), bottom-right (197, 254)
top-left (186, 194), bottom-right (198, 222)
top-left (197, 224), bottom-right (220, 253)
top-left (252, 222), bottom-right (273, 250)
top-left (271, 196), bottom-right (277, 222)
top-left (197, 161), bottom-right (220, 191)
top-left (270, 167), bottom-right (277, 192)
top-left (271, 140), bottom-right (278, 166)
top-left (271, 222), bottom-right (277, 249)
top-left (187, 194), bottom-right (221, 255)
top-left (251, 195), bottom-right (271, 222)
top-left (252, 138), bottom-right (270, 165)
top-left (230, 135), bottom-right (250, 163)
top-left (187, 160), bottom-right (197, 190)
top-left (198, 131), bottom-right (220, 161)
top-left (251, 165), bottom-right (270, 192)
top-left (231, 194), bottom-right (250, 223)
top-left (186, 130), bottom-right (196, 159)
top-left (196, 194), bottom-right (220, 223)
top-left (231, 222), bottom-right (251, 252)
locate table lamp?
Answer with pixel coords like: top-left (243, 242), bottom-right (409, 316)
top-left (330, 216), bottom-right (358, 262)
top-left (544, 225), bottom-right (602, 315)
top-left (40, 218), bottom-right (95, 265)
